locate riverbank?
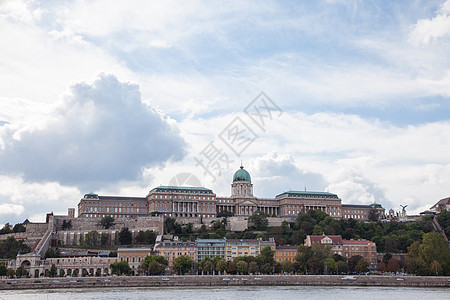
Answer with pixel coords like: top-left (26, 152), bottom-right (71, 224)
top-left (1, 275), bottom-right (449, 290)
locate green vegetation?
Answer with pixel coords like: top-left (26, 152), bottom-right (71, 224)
top-left (110, 260), bottom-right (131, 275)
top-left (436, 210), bottom-right (450, 238)
top-left (49, 264), bottom-right (58, 277)
top-left (98, 216), bottom-right (115, 229)
top-left (173, 255), bottom-right (195, 275)
top-left (406, 232), bottom-right (450, 275)
top-left (135, 230), bottom-right (157, 245)
top-left (118, 227), bottom-right (132, 245)
top-left (44, 248), bottom-right (62, 258)
top-left (249, 210), bottom-right (269, 230)
top-left (61, 220), bottom-right (72, 230)
top-left (0, 262), bottom-right (7, 277)
top-left (0, 222), bottom-right (26, 235)
top-left (140, 255), bottom-right (168, 275)
top-left (0, 236), bottom-right (31, 259)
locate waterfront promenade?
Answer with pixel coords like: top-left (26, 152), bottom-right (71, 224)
top-left (1, 275), bottom-right (449, 290)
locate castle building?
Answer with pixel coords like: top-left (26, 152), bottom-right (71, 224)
top-left (155, 241), bottom-right (197, 270)
top-left (305, 235), bottom-right (377, 269)
top-left (275, 245), bottom-right (298, 263)
top-left (77, 166), bottom-right (384, 221)
top-left (225, 239), bottom-right (260, 261)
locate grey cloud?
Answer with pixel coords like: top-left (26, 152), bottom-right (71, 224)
top-left (250, 153), bottom-right (327, 198)
top-left (0, 74), bottom-right (186, 189)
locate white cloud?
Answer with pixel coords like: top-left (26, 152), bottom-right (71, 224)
top-left (0, 74), bottom-right (186, 189)
top-left (410, 0), bottom-right (450, 44)
top-left (0, 203), bottom-right (24, 216)
top-left (0, 175), bottom-right (81, 224)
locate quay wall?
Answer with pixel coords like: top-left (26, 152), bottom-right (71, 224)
top-left (1, 275), bottom-right (449, 290)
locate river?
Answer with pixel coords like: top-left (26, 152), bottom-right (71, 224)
top-left (1, 286), bottom-right (449, 300)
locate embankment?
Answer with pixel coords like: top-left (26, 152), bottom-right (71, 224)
top-left (1, 275), bottom-right (449, 290)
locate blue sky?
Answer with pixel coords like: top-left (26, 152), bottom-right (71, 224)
top-left (1, 0), bottom-right (450, 225)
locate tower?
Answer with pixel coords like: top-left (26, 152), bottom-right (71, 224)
top-left (231, 165), bottom-right (253, 197)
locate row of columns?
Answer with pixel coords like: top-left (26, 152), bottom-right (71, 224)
top-left (173, 201), bottom-right (201, 213)
top-left (259, 206), bottom-right (279, 216)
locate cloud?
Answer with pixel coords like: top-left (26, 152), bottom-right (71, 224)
top-left (0, 74), bottom-right (186, 189)
top-left (410, 0), bottom-right (450, 44)
top-left (0, 203), bottom-right (24, 216)
top-left (242, 152), bottom-right (327, 198)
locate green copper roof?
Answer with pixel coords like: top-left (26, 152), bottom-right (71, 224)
top-left (151, 186), bottom-right (214, 194)
top-left (233, 166), bottom-right (251, 182)
top-left (276, 191), bottom-right (338, 198)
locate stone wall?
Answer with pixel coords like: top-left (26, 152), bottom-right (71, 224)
top-left (227, 217), bottom-right (249, 231)
top-left (54, 216), bottom-right (164, 246)
top-left (1, 275), bottom-right (450, 290)
top-left (54, 216), bottom-right (164, 234)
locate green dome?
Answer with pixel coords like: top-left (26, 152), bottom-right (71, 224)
top-left (233, 166), bottom-right (251, 182)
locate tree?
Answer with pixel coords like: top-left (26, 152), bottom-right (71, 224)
top-left (236, 261), bottom-right (248, 274)
top-left (258, 246), bottom-right (275, 265)
top-left (295, 245), bottom-right (314, 273)
top-left (44, 248), bottom-right (62, 258)
top-left (249, 210), bottom-right (269, 230)
top-left (49, 264), bottom-right (58, 277)
top-left (311, 243), bottom-right (332, 260)
top-left (164, 217), bottom-right (177, 234)
top-left (307, 257), bottom-right (323, 274)
top-left (84, 231), bottom-right (100, 247)
top-left (61, 220), bottom-right (72, 230)
top-left (355, 258), bottom-right (369, 274)
top-left (118, 227), bottom-right (132, 245)
top-left (227, 261), bottom-right (237, 274)
top-left (0, 223), bottom-right (12, 235)
top-left (281, 261), bottom-right (294, 274)
top-left (0, 236), bottom-right (31, 259)
top-left (382, 253), bottom-right (392, 265)
top-left (101, 232), bottom-right (109, 245)
top-left (386, 258), bottom-right (400, 273)
top-left (15, 267), bottom-right (27, 278)
top-left (141, 255), bottom-right (168, 275)
top-left (216, 258), bottom-right (228, 274)
top-left (173, 255), bottom-right (194, 275)
top-left (248, 261), bottom-right (259, 274)
top-left (385, 236), bottom-right (399, 253)
top-left (336, 260), bottom-right (349, 274)
top-left (110, 261), bottom-right (131, 276)
top-left (217, 210), bottom-right (234, 218)
top-left (324, 258), bottom-right (336, 274)
top-left (135, 230), bottom-right (156, 244)
top-left (430, 260), bottom-right (443, 276)
top-left (201, 258), bottom-right (213, 275)
top-left (0, 263), bottom-right (7, 277)
top-left (98, 216), bottom-right (115, 229)
top-left (419, 232), bottom-right (450, 275)
top-left (7, 268), bottom-right (15, 278)
top-left (348, 255), bottom-right (363, 273)
top-left (13, 223), bottom-right (26, 233)
top-left (368, 208), bottom-right (380, 222)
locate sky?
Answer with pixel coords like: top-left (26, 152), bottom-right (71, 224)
top-left (1, 0), bottom-right (450, 225)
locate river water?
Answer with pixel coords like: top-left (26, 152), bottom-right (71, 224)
top-left (0, 286), bottom-right (449, 300)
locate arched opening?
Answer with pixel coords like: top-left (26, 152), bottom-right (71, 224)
top-left (96, 268), bottom-right (101, 277)
top-left (34, 269), bottom-right (39, 278)
top-left (67, 269), bottom-right (72, 276)
top-left (72, 269), bottom-right (79, 277)
top-left (104, 268), bottom-right (109, 275)
top-left (21, 260), bottom-right (31, 269)
top-left (81, 269), bottom-right (88, 277)
top-left (59, 269), bottom-right (65, 277)
top-left (89, 268), bottom-right (94, 276)
top-left (44, 269), bottom-right (50, 277)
